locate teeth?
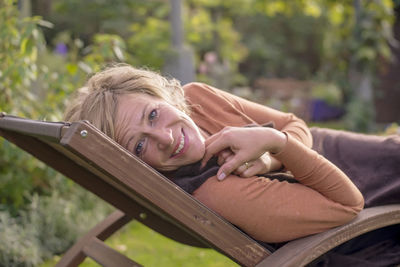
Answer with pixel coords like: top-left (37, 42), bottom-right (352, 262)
top-left (173, 134), bottom-right (185, 155)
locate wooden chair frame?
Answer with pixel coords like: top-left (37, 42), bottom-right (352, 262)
top-left (1, 114), bottom-right (400, 267)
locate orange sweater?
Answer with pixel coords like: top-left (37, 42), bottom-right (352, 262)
top-left (183, 82), bottom-right (364, 243)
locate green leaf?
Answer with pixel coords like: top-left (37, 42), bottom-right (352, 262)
top-left (66, 63), bottom-right (78, 75)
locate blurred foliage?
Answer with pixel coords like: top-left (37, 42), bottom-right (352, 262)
top-left (342, 0), bottom-right (394, 132)
top-left (0, 0), bottom-right (127, 213)
top-left (236, 4), bottom-right (325, 80)
top-left (382, 122), bottom-right (400, 135)
top-left (0, 0), bottom-right (57, 217)
top-left (37, 0), bottom-right (395, 91)
top-left (0, 1), bottom-right (122, 266)
top-left (0, 0), bottom-right (46, 117)
top-left (236, 0), bottom-right (394, 131)
top-left (40, 1), bottom-right (395, 124)
top-left (48, 0), bottom-right (170, 70)
top-left (128, 17), bottom-right (170, 69)
top-left (311, 83), bottom-right (342, 106)
top-left (45, 0), bottom-right (160, 42)
top-left (0, 188), bottom-right (111, 267)
top-left (344, 98), bottom-right (376, 132)
top-left (44, 0), bottom-right (249, 85)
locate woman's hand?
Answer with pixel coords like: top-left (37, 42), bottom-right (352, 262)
top-left (201, 126), bottom-right (287, 180)
top-left (217, 149), bottom-right (272, 178)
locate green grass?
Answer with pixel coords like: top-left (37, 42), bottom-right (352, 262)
top-left (41, 220), bottom-right (238, 267)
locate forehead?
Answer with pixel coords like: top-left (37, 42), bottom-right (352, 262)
top-left (114, 94), bottom-right (155, 142)
top-left (118, 93), bottom-right (154, 110)
top-left (116, 93), bottom-right (158, 123)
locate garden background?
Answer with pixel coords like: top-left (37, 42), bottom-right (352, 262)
top-left (1, 0), bottom-right (399, 266)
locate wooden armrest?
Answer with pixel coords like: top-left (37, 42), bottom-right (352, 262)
top-left (257, 204), bottom-right (400, 266)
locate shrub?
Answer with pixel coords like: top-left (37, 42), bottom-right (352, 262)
top-left (0, 1), bottom-right (125, 266)
top-left (0, 188), bottom-right (111, 267)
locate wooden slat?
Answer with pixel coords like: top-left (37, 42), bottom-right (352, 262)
top-left (60, 121), bottom-right (270, 266)
top-left (56, 210), bottom-right (132, 267)
top-left (83, 238), bottom-right (142, 267)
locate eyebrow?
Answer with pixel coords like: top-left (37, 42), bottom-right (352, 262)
top-left (124, 103), bottom-right (149, 150)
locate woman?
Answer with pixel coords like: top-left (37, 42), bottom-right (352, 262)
top-left (64, 65), bottom-right (398, 245)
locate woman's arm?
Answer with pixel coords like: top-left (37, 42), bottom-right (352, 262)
top-left (193, 173), bottom-right (363, 243)
top-left (194, 133), bottom-right (364, 243)
top-left (202, 126), bottom-right (363, 207)
top-left (185, 83), bottom-right (364, 242)
top-left (188, 83), bottom-right (313, 148)
top-left (185, 83), bottom-right (312, 174)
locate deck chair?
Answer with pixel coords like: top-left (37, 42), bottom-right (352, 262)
top-left (1, 113), bottom-right (400, 267)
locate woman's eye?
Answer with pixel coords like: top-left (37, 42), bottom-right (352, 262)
top-left (135, 140), bottom-right (145, 156)
top-left (149, 109), bottom-right (158, 121)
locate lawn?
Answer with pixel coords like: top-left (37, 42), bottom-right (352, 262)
top-left (42, 220), bottom-right (238, 267)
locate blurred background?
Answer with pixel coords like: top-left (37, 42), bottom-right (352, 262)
top-left (1, 0), bottom-right (399, 266)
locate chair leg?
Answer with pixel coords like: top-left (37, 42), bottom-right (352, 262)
top-left (56, 210), bottom-right (133, 267)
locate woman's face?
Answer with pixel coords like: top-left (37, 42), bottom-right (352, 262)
top-left (115, 93), bottom-right (206, 171)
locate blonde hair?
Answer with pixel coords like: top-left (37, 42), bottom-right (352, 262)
top-left (64, 64), bottom-right (188, 139)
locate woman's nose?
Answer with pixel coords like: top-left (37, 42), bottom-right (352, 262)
top-left (152, 128), bottom-right (173, 150)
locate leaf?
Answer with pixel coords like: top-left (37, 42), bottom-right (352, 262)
top-left (20, 38), bottom-right (29, 54)
top-left (356, 47), bottom-right (376, 62)
top-left (113, 45), bottom-right (124, 61)
top-left (37, 19), bottom-right (54, 29)
top-left (66, 63), bottom-right (78, 75)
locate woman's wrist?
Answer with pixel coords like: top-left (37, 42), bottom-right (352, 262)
top-left (262, 128), bottom-right (287, 154)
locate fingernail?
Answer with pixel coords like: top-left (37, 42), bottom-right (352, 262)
top-left (218, 172), bottom-right (226, 181)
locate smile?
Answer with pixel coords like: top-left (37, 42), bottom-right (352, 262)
top-left (171, 130), bottom-right (186, 157)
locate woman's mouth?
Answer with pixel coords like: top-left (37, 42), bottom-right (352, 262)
top-left (171, 130), bottom-right (186, 158)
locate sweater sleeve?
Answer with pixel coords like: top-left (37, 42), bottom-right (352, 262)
top-left (229, 94), bottom-right (313, 148)
top-left (184, 82), bottom-right (313, 148)
top-left (193, 134), bottom-right (364, 243)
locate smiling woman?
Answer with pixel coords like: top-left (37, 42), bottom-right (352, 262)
top-left (114, 93), bottom-right (205, 171)
top-left (64, 64), bottom-right (400, 264)
top-left (64, 65), bottom-right (189, 141)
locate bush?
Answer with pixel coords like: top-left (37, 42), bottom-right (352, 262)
top-left (0, 187), bottom-right (111, 267)
top-left (0, 2), bottom-right (126, 266)
top-left (0, 212), bottom-right (42, 267)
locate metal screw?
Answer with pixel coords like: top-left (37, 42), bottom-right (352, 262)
top-left (139, 213), bottom-right (147, 220)
top-left (80, 130), bottom-right (88, 138)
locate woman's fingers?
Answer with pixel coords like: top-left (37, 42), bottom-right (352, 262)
top-left (234, 162), bottom-right (248, 175)
top-left (233, 160), bottom-right (260, 178)
top-left (201, 130), bottom-right (231, 167)
top-left (233, 162), bottom-right (251, 176)
top-left (233, 153), bottom-right (273, 178)
top-left (217, 149), bottom-right (233, 166)
top-left (216, 154), bottom-right (247, 180)
top-left (203, 127), bottom-right (254, 167)
top-left (201, 126), bottom-right (286, 179)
